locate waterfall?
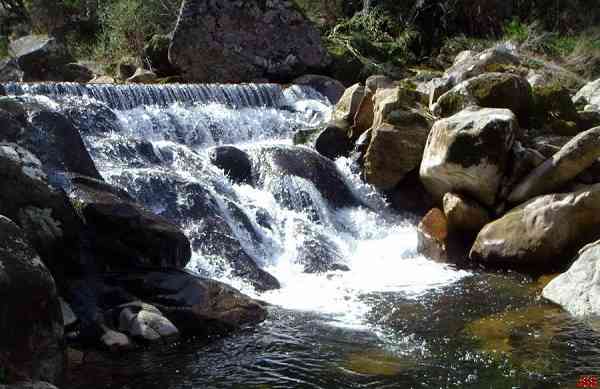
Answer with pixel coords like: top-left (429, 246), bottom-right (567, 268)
top-left (2, 81), bottom-right (467, 326)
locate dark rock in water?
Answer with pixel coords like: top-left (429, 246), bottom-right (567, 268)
top-left (104, 269), bottom-right (268, 335)
top-left (314, 121), bottom-right (353, 161)
top-left (0, 216), bottom-right (65, 385)
top-left (387, 169), bottom-right (434, 217)
top-left (0, 84), bottom-right (5, 96)
top-left (417, 208), bottom-right (448, 261)
top-left (9, 35), bottom-right (74, 82)
top-left (27, 111), bottom-right (102, 179)
top-left (0, 109), bottom-right (23, 140)
top-left (0, 58), bottom-right (24, 82)
top-left (144, 34), bottom-right (177, 77)
top-left (0, 381), bottom-right (60, 389)
top-left (61, 100), bottom-right (123, 136)
top-left (169, 0), bottom-right (330, 83)
top-left (293, 74), bottom-right (345, 104)
top-left (67, 175), bottom-right (191, 270)
top-left (293, 220), bottom-right (349, 273)
top-left (117, 57), bottom-right (138, 81)
top-left (209, 146), bottom-right (252, 185)
top-left (255, 145), bottom-right (360, 210)
top-left (0, 143), bottom-right (80, 274)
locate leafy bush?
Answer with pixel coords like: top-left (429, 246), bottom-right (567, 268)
top-left (94, 0), bottom-right (179, 63)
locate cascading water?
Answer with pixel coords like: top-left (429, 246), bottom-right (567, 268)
top-left (8, 82), bottom-right (598, 389)
top-left (6, 81), bottom-right (466, 326)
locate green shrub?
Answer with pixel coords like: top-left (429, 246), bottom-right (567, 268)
top-left (503, 18), bottom-right (529, 43)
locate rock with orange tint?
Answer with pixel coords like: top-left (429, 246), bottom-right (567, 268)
top-left (417, 208), bottom-right (449, 261)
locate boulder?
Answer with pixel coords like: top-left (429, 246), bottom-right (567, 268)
top-left (0, 58), bottom-right (23, 82)
top-left (573, 78), bottom-right (600, 109)
top-left (208, 146), bottom-right (252, 185)
top-left (578, 110), bottom-right (600, 131)
top-left (363, 119), bottom-right (430, 191)
top-left (169, 0), bottom-right (330, 82)
top-left (255, 145), bottom-right (360, 209)
top-left (498, 141), bottom-right (546, 201)
top-left (332, 83), bottom-right (365, 124)
top-left (417, 208), bottom-right (448, 261)
top-left (543, 240), bottom-right (600, 317)
top-left (126, 68), bottom-right (157, 84)
top-left (117, 57), bottom-right (138, 80)
top-left (104, 270), bottom-right (267, 335)
top-left (454, 50), bottom-right (476, 65)
top-left (115, 302), bottom-right (179, 343)
top-left (443, 192), bottom-right (491, 233)
top-left (100, 329), bottom-right (132, 352)
top-left (0, 216), bottom-right (64, 384)
top-left (293, 74), bottom-right (345, 105)
top-left (314, 121), bottom-right (353, 160)
top-left (470, 184), bottom-right (600, 267)
top-left (420, 107), bottom-right (517, 206)
top-left (8, 35), bottom-right (73, 82)
top-left (66, 175), bottom-right (191, 270)
top-left (526, 135), bottom-right (571, 158)
top-left (509, 127), bottom-right (600, 204)
top-left (432, 73), bottom-right (533, 124)
top-left (444, 46), bottom-right (521, 86)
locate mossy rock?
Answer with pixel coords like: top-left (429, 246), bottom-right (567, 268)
top-left (343, 349), bottom-right (417, 376)
top-left (531, 84), bottom-right (580, 130)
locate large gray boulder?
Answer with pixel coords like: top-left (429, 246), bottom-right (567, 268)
top-left (0, 216), bottom-right (64, 384)
top-left (470, 184), bottom-right (600, 267)
top-left (169, 0), bottom-right (330, 83)
top-left (293, 74), bottom-right (346, 105)
top-left (543, 240), bottom-right (600, 317)
top-left (0, 58), bottom-right (23, 82)
top-left (8, 35), bottom-right (73, 82)
top-left (420, 107), bottom-right (517, 206)
top-left (509, 127), bottom-right (600, 203)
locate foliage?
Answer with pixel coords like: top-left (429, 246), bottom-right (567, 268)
top-left (93, 0), bottom-right (179, 63)
top-left (0, 36), bottom-right (8, 59)
top-left (566, 28), bottom-right (600, 79)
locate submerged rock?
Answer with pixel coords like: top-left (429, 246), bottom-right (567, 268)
top-left (420, 107), bottom-right (517, 207)
top-left (471, 184), bottom-right (600, 267)
top-left (67, 175), bottom-right (191, 270)
top-left (509, 127), bottom-right (600, 204)
top-left (169, 0), bottom-right (329, 82)
top-left (0, 58), bottom-right (24, 82)
top-left (115, 302), bottom-right (179, 343)
top-left (105, 270), bottom-right (267, 335)
top-left (209, 146), bottom-right (252, 185)
top-left (293, 74), bottom-right (345, 105)
top-left (314, 121), bottom-right (353, 161)
top-left (543, 240), bottom-right (600, 317)
top-left (0, 216), bottom-right (64, 384)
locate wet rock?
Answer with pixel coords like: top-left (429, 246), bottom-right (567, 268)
top-left (531, 84), bottom-right (579, 127)
top-left (293, 220), bottom-right (349, 273)
top-left (526, 135), bottom-right (571, 158)
top-left (105, 270), bottom-right (268, 335)
top-left (0, 216), bottom-right (64, 384)
top-left (417, 208), bottom-right (449, 261)
top-left (498, 141), bottom-right (546, 201)
top-left (0, 58), bottom-right (23, 82)
top-left (433, 73), bottom-right (533, 125)
top-left (573, 78), bottom-right (600, 109)
top-left (454, 50), bottom-right (476, 65)
top-left (365, 74), bottom-right (395, 93)
top-left (314, 121), bottom-right (353, 160)
top-left (9, 35), bottom-right (73, 82)
top-left (293, 74), bottom-right (345, 105)
top-left (420, 107), bottom-right (517, 207)
top-left (255, 145), bottom-right (360, 209)
top-left (60, 298), bottom-right (77, 327)
top-left (88, 76), bottom-right (115, 84)
top-left (115, 302), bottom-right (179, 343)
top-left (509, 127), bottom-right (600, 204)
top-left (349, 89), bottom-right (374, 140)
top-left (100, 328), bottom-right (132, 352)
top-left (169, 0), bottom-right (330, 82)
top-left (471, 184), bottom-right (600, 268)
top-left (577, 110), bottom-right (600, 131)
top-left (67, 175), bottom-right (191, 270)
top-left (209, 146), bottom-right (252, 185)
top-left (127, 68), bottom-right (157, 84)
top-left (443, 193), bottom-right (491, 234)
top-left (23, 110), bottom-right (102, 179)
top-left (543, 240), bottom-right (600, 317)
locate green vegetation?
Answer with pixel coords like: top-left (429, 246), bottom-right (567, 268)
top-left (0, 36), bottom-right (9, 59)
